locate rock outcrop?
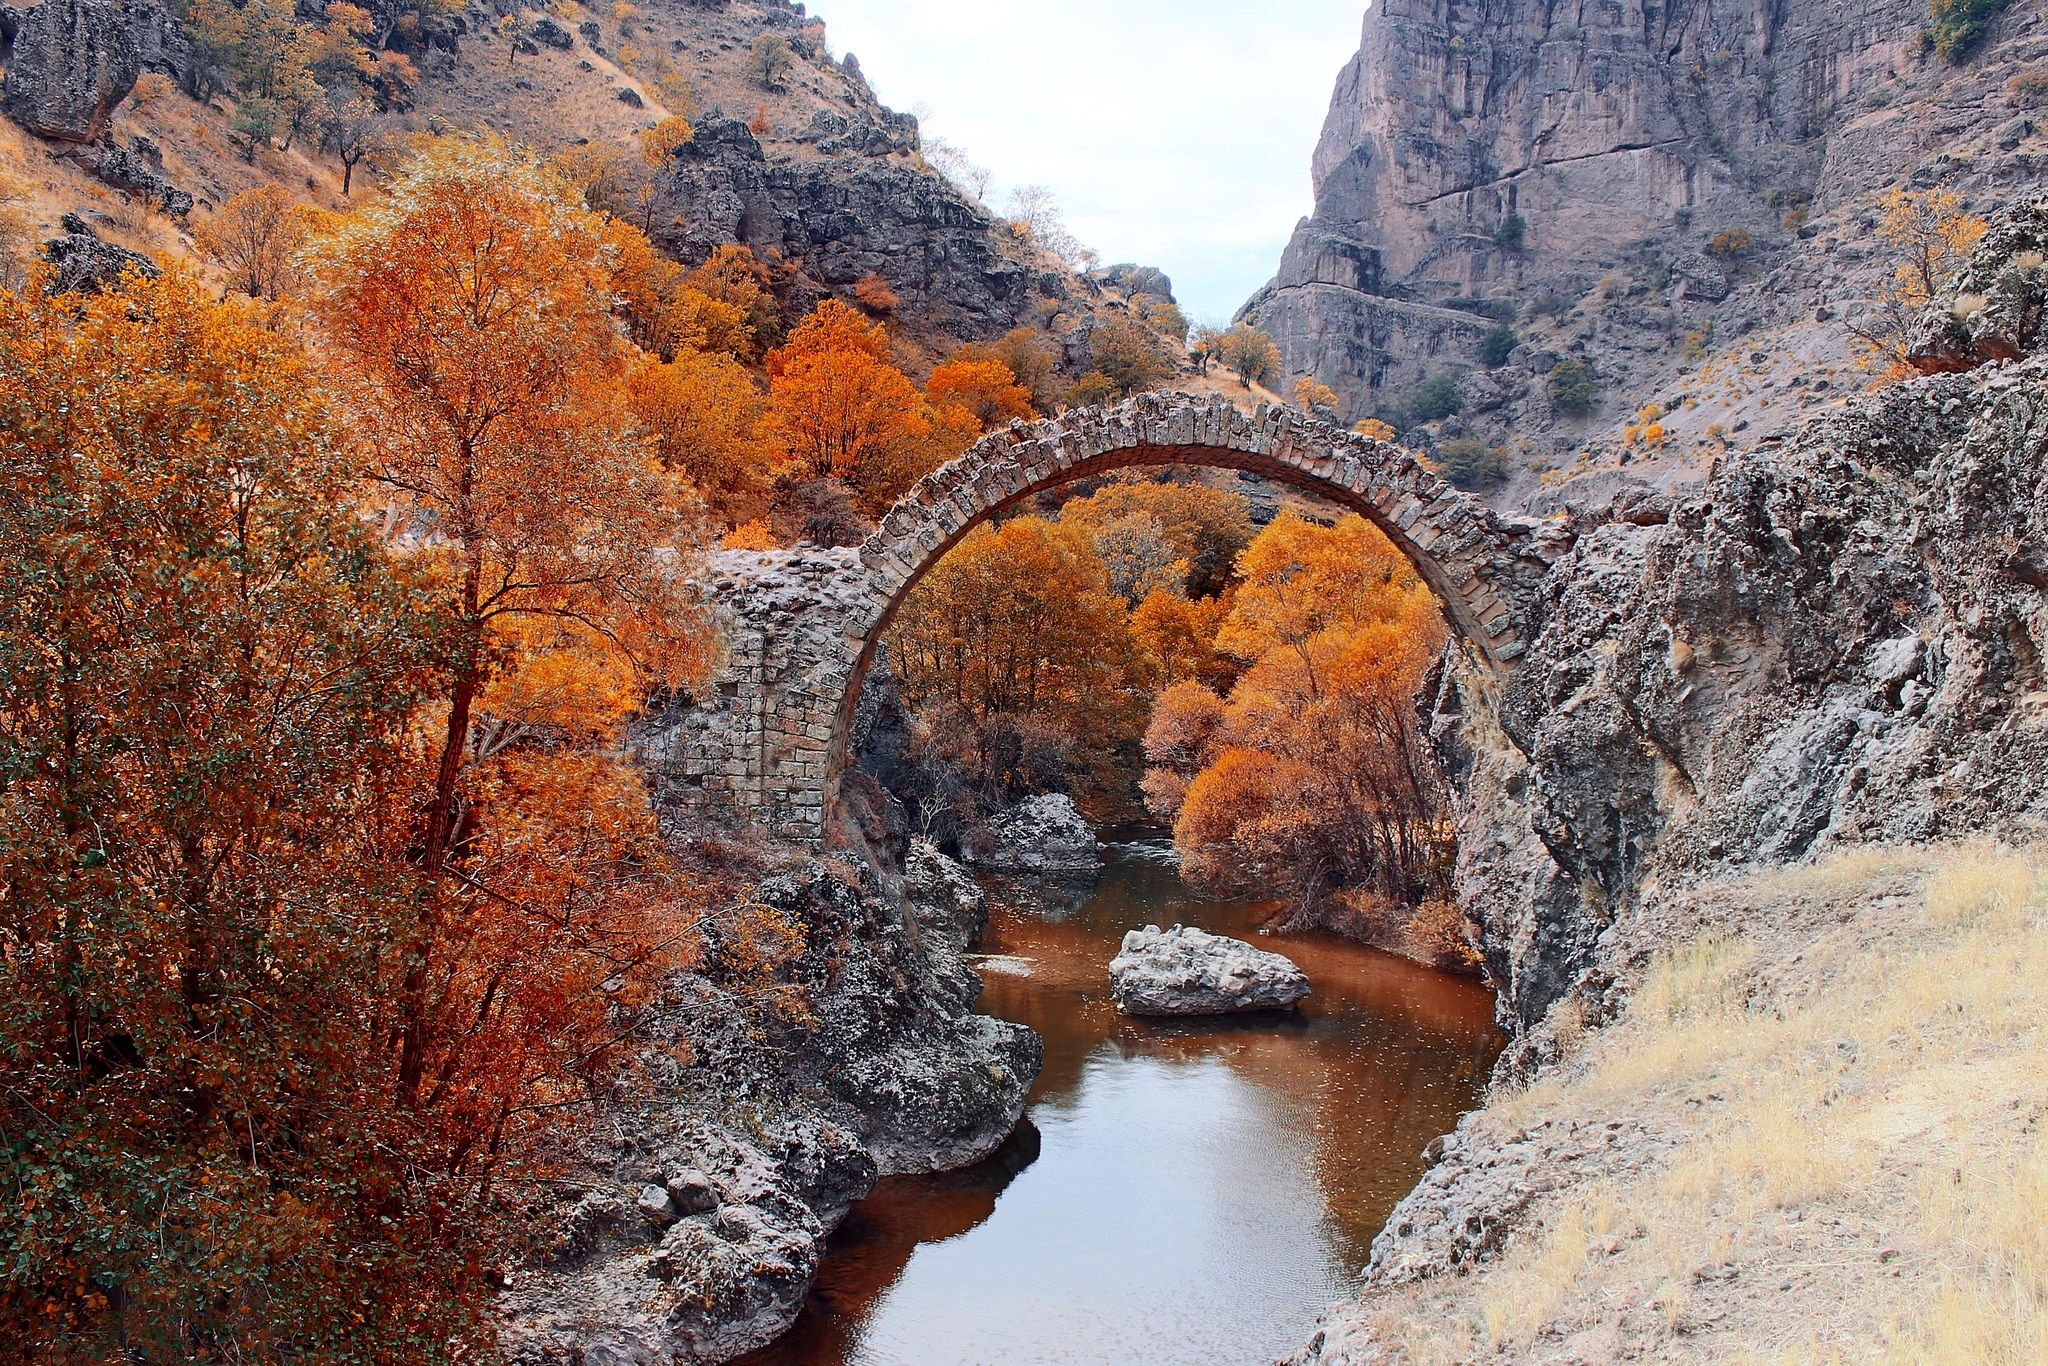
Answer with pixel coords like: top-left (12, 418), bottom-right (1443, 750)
top-left (40, 213), bottom-right (157, 292)
top-left (966, 793), bottom-right (1102, 874)
top-left (1108, 924), bottom-right (1312, 1016)
top-left (500, 853), bottom-right (1039, 1364)
top-left (1, 0), bottom-right (141, 142)
top-left (1246, 0), bottom-right (2048, 452)
top-left (1437, 192), bottom-right (2048, 1040)
top-left (1286, 187), bottom-right (2048, 1366)
top-left (654, 117), bottom-right (1052, 342)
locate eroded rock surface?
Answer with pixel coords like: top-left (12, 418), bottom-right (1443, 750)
top-left (500, 852), bottom-right (1038, 1364)
top-left (1, 0), bottom-right (141, 141)
top-left (41, 213), bottom-right (157, 292)
top-left (1247, 0), bottom-right (2048, 456)
top-left (966, 793), bottom-right (1102, 875)
top-left (1286, 188), bottom-right (2048, 1366)
top-left (1109, 924), bottom-right (1311, 1016)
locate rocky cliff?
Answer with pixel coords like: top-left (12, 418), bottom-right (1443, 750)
top-left (500, 841), bottom-right (1038, 1364)
top-left (1248, 0), bottom-right (2048, 470)
top-left (1442, 191), bottom-right (2048, 1041)
top-left (1284, 182), bottom-right (2048, 1366)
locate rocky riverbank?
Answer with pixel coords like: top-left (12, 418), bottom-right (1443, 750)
top-left (499, 841), bottom-right (1038, 1364)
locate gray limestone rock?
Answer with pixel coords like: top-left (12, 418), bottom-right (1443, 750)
top-left (41, 214), bottom-right (157, 293)
top-left (968, 794), bottom-right (1102, 874)
top-left (1109, 924), bottom-right (1311, 1016)
top-left (500, 855), bottom-right (1039, 1364)
top-left (2, 0), bottom-right (140, 142)
top-left (655, 117), bottom-right (1045, 342)
top-left (88, 134), bottom-right (191, 215)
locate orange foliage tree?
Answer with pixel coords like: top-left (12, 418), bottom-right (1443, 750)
top-left (1150, 512), bottom-right (1454, 922)
top-left (764, 298), bottom-right (975, 513)
top-left (193, 183), bottom-right (323, 300)
top-left (627, 347), bottom-right (775, 526)
top-left (308, 136), bottom-right (712, 1158)
top-left (926, 354), bottom-right (1033, 428)
top-left (1059, 473), bottom-right (1253, 596)
top-left (886, 516), bottom-right (1146, 813)
top-left (0, 271), bottom-right (489, 1357)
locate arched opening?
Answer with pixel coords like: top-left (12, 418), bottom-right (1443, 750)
top-left (653, 395), bottom-right (1568, 851)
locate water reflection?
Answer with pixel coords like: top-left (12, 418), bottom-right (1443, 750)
top-left (740, 838), bottom-right (1503, 1365)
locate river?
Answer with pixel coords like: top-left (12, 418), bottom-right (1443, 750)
top-left (740, 835), bottom-right (1504, 1366)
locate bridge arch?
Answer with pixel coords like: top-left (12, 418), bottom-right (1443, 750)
top-left (644, 393), bottom-right (1575, 847)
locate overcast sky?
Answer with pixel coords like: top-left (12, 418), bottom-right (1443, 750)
top-left (813, 0), bottom-right (1369, 324)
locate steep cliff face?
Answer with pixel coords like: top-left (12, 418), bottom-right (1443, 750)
top-left (1249, 0), bottom-right (2048, 455)
top-left (1437, 194), bottom-right (2048, 1041)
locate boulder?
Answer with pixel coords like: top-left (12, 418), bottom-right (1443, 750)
top-left (2, 0), bottom-right (140, 142)
top-left (89, 135), bottom-right (191, 215)
top-left (968, 793), bottom-right (1101, 873)
top-left (1670, 251), bottom-right (1731, 302)
top-left (528, 15), bottom-right (571, 48)
top-left (41, 213), bottom-right (158, 293)
top-left (1109, 924), bottom-right (1312, 1016)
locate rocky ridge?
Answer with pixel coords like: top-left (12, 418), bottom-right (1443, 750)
top-left (1248, 0), bottom-right (2048, 484)
top-left (500, 845), bottom-right (1037, 1364)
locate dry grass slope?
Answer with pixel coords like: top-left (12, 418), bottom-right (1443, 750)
top-left (1365, 846), bottom-right (2048, 1364)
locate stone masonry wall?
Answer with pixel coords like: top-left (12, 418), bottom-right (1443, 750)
top-left (637, 392), bottom-right (1574, 849)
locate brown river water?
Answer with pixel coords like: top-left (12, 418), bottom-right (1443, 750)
top-left (741, 835), bottom-right (1504, 1366)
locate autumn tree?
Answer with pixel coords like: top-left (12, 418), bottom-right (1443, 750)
top-left (1153, 512), bottom-right (1455, 926)
top-left (887, 516), bottom-right (1147, 816)
top-left (927, 354), bottom-right (1033, 428)
top-left (628, 347), bottom-right (775, 526)
top-left (748, 33), bottom-right (793, 87)
top-left (687, 242), bottom-right (786, 358)
top-left (639, 113), bottom-right (696, 165)
top-left (606, 218), bottom-right (752, 361)
top-left (1218, 322), bottom-right (1281, 388)
top-left (1087, 312), bottom-right (1173, 397)
top-left (1059, 474), bottom-right (1253, 597)
top-left (764, 298), bottom-right (966, 513)
top-left (318, 88), bottom-right (390, 195)
top-left (194, 183), bottom-right (317, 299)
top-left (1294, 376), bottom-right (1339, 415)
top-left (1847, 186), bottom-right (1990, 369)
top-left (308, 136), bottom-right (711, 1141)
top-left (0, 270), bottom-right (477, 1358)
top-left (954, 327), bottom-right (1062, 412)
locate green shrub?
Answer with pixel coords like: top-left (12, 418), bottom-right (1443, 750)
top-left (1548, 357), bottom-right (1600, 415)
top-left (1406, 373), bottom-right (1464, 423)
top-left (1478, 325), bottom-right (1521, 368)
top-left (1927, 0), bottom-right (2012, 61)
top-left (1435, 438), bottom-right (1510, 490)
top-left (1493, 214), bottom-right (1527, 250)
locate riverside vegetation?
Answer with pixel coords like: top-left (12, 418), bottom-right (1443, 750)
top-left (6, 0), bottom-right (2048, 1361)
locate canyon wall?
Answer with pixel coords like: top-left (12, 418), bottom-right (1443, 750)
top-left (1247, 0), bottom-right (2048, 452)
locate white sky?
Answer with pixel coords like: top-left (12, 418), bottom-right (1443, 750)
top-left (812, 0), bottom-right (1369, 325)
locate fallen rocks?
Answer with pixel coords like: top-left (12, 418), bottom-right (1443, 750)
top-left (1108, 924), bottom-right (1311, 1016)
top-left (967, 793), bottom-right (1102, 874)
top-left (41, 213), bottom-right (158, 293)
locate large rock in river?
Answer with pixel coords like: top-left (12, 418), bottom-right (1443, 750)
top-left (968, 793), bottom-right (1102, 874)
top-left (1110, 924), bottom-right (1311, 1017)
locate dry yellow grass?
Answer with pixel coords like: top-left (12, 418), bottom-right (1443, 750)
top-left (1375, 844), bottom-right (2048, 1364)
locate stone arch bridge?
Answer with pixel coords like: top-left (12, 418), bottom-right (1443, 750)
top-left (642, 392), bottom-right (1575, 847)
